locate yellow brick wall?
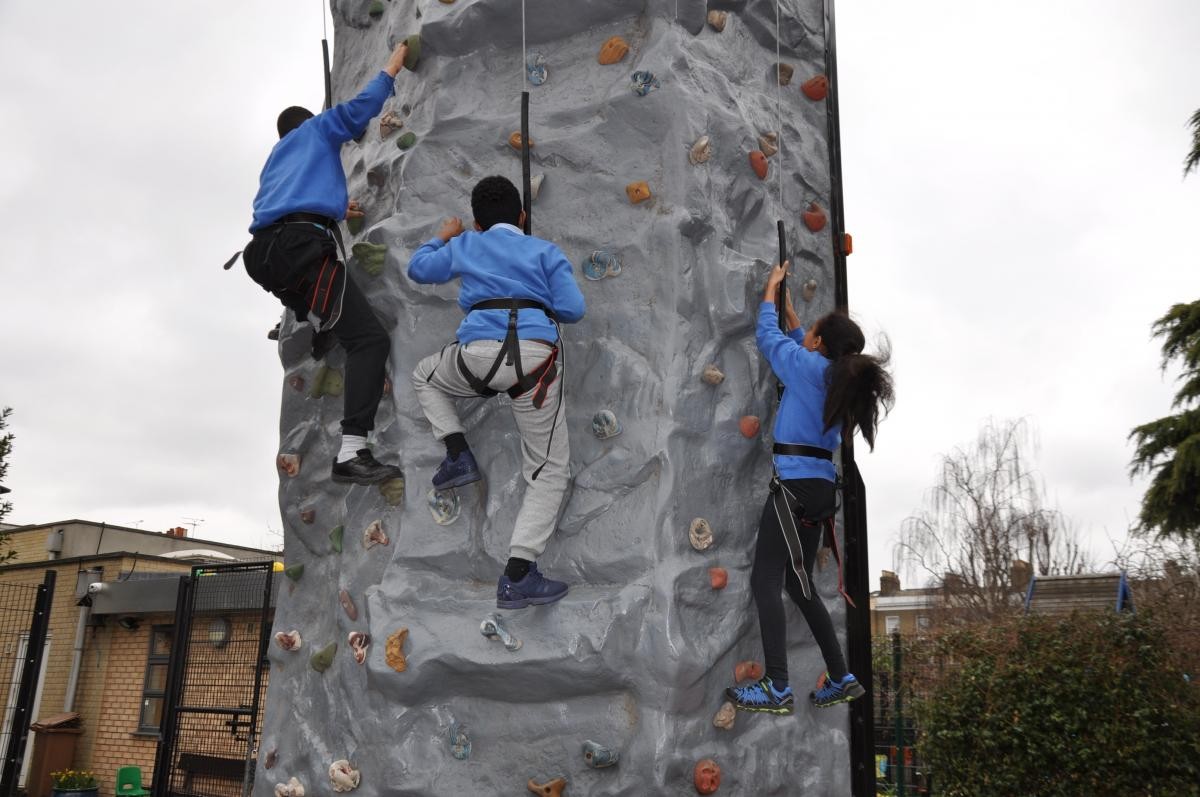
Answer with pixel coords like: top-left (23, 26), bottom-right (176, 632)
top-left (6, 528), bottom-right (51, 565)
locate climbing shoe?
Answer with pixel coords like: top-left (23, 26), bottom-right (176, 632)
top-left (496, 563), bottom-right (568, 609)
top-left (432, 449), bottom-right (482, 490)
top-left (331, 449), bottom-right (403, 485)
top-left (311, 328), bottom-right (338, 361)
top-left (810, 672), bottom-right (865, 708)
top-left (725, 677), bottom-right (794, 715)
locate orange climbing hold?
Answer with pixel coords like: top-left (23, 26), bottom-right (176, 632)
top-left (739, 415), bottom-right (760, 438)
top-left (802, 74), bottom-right (828, 101)
top-left (843, 233), bottom-right (854, 255)
top-left (709, 567), bottom-right (728, 590)
top-left (527, 777), bottom-right (567, 797)
top-left (734, 660), bottom-right (764, 683)
top-left (748, 150), bottom-right (768, 180)
top-left (694, 759), bottom-right (721, 795)
top-left (625, 180), bottom-right (652, 204)
top-left (598, 36), bottom-right (629, 65)
top-left (802, 202), bottom-right (827, 232)
top-left (508, 132), bottom-right (533, 151)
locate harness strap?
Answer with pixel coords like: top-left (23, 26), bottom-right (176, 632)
top-left (773, 442), bottom-right (834, 461)
top-left (773, 476), bottom-right (856, 608)
top-left (456, 299), bottom-right (557, 400)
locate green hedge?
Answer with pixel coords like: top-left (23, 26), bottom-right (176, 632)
top-left (915, 611), bottom-right (1200, 796)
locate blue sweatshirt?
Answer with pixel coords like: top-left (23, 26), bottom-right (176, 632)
top-left (249, 71), bottom-right (395, 232)
top-left (407, 224), bottom-right (585, 344)
top-left (756, 301), bottom-right (841, 481)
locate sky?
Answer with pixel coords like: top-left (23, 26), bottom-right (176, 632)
top-left (1, 1), bottom-right (1197, 583)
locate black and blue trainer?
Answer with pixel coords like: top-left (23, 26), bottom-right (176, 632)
top-left (725, 677), bottom-right (795, 715)
top-left (496, 563), bottom-right (568, 609)
top-left (432, 449), bottom-right (482, 490)
top-left (810, 672), bottom-right (866, 708)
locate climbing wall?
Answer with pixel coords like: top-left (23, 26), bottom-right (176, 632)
top-left (259, 0), bottom-right (849, 794)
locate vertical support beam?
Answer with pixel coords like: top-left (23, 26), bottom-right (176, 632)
top-left (0, 570), bottom-right (55, 797)
top-left (239, 565), bottom-right (275, 797)
top-left (152, 574), bottom-right (195, 797)
top-left (893, 632), bottom-right (905, 797)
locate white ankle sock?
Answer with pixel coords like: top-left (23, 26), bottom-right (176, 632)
top-left (337, 435), bottom-right (367, 463)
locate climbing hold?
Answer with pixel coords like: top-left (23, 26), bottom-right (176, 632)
top-left (427, 488), bottom-right (461, 525)
top-left (330, 525), bottom-right (344, 553)
top-left (713, 702), bottom-right (736, 730)
top-left (749, 150), bottom-right (769, 180)
top-left (368, 1), bottom-right (384, 19)
top-left (328, 760), bottom-right (360, 793)
top-left (283, 564), bottom-right (304, 582)
top-left (739, 415), bottom-right (761, 438)
top-left (448, 722), bottom-right (471, 760)
top-left (264, 749), bottom-right (278, 770)
top-left (274, 777), bottom-right (304, 797)
top-left (694, 759), bottom-right (721, 795)
top-left (625, 181), bottom-right (652, 204)
top-left (630, 70), bottom-right (660, 97)
top-left (274, 630), bottom-right (302, 651)
top-left (310, 366), bottom-right (344, 398)
top-left (527, 777), bottom-right (567, 797)
top-left (352, 242), bottom-right (387, 276)
top-left (288, 375), bottom-right (306, 392)
top-left (734, 660), bottom-right (764, 683)
top-left (396, 131), bottom-right (417, 150)
top-left (379, 110), bottom-right (404, 137)
top-left (530, 173), bottom-right (545, 201)
top-left (480, 613), bottom-right (522, 651)
top-left (709, 567), bottom-right (728, 590)
top-left (338, 589), bottom-right (358, 621)
top-left (597, 36), bottom-right (629, 65)
top-left (582, 740), bottom-right (619, 769)
top-left (802, 202), bottom-right (827, 232)
top-left (277, 454), bottom-right (301, 478)
top-left (508, 132), bottom-right (533, 151)
top-left (309, 642), bottom-right (337, 673)
top-left (759, 132), bottom-right (778, 158)
top-left (801, 74), bottom-right (828, 101)
top-left (347, 216), bottom-right (364, 235)
top-left (347, 631), bottom-right (370, 665)
top-left (526, 53), bottom-right (548, 86)
top-left (363, 520), bottom-right (389, 549)
top-left (688, 135), bottom-right (712, 165)
top-left (701, 364), bottom-right (725, 385)
top-left (385, 627), bottom-right (409, 673)
top-left (378, 476), bottom-right (405, 506)
top-left (689, 518), bottom-right (714, 551)
top-left (775, 63), bottom-right (794, 86)
top-left (843, 232), bottom-right (853, 255)
top-left (402, 35), bottom-right (421, 70)
top-left (299, 508), bottom-right (316, 524)
top-left (801, 279), bottom-right (818, 302)
top-left (591, 410), bottom-right (622, 440)
top-left (383, 377), bottom-right (393, 395)
top-left (583, 250), bottom-right (622, 281)
top-left (707, 10), bottom-right (728, 31)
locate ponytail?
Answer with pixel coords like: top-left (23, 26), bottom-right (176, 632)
top-left (815, 312), bottom-right (894, 450)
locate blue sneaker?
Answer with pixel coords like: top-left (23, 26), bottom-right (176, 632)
top-left (724, 677), bottom-right (794, 715)
top-left (496, 563), bottom-right (568, 609)
top-left (432, 449), bottom-right (482, 490)
top-left (810, 672), bottom-right (866, 708)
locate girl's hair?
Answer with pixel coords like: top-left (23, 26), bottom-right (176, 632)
top-left (814, 312), bottom-right (894, 450)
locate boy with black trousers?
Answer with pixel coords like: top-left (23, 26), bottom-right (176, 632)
top-left (408, 176), bottom-right (585, 609)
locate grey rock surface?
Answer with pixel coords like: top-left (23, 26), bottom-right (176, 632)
top-left (258, 0), bottom-right (848, 793)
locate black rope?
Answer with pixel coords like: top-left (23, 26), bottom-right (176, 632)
top-left (521, 91), bottom-right (532, 234)
top-left (775, 219), bottom-right (788, 398)
top-left (321, 39), bottom-right (332, 111)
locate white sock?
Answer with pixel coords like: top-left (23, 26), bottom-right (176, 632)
top-left (337, 435), bottom-right (368, 463)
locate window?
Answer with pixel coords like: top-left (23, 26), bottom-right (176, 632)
top-left (885, 615), bottom-right (900, 635)
top-left (138, 626), bottom-right (172, 732)
top-left (917, 615), bottom-right (931, 630)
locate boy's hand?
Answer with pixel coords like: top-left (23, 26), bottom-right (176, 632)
top-left (346, 200), bottom-right (364, 219)
top-left (437, 216), bottom-right (465, 243)
top-left (762, 260), bottom-right (790, 303)
top-left (384, 42), bottom-right (409, 77)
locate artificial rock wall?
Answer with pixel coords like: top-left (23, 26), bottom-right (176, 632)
top-left (259, 0), bottom-right (848, 793)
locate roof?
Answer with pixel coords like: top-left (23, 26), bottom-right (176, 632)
top-left (8, 519), bottom-right (277, 555)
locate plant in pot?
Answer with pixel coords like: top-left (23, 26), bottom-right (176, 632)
top-left (51, 770), bottom-right (99, 797)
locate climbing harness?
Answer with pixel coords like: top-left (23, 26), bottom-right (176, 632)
top-left (770, 476), bottom-right (855, 608)
top-left (455, 299), bottom-right (559, 409)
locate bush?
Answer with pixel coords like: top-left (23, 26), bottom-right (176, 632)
top-left (915, 611), bottom-right (1200, 796)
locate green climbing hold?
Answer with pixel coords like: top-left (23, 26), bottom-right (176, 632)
top-left (310, 642), bottom-right (337, 673)
top-left (310, 365), bottom-right (345, 398)
top-left (396, 131), bottom-right (417, 150)
top-left (347, 216), bottom-right (364, 235)
top-left (330, 525), bottom-right (344, 553)
top-left (368, 1), bottom-right (385, 19)
top-left (403, 34), bottom-right (421, 70)
top-left (378, 476), bottom-right (405, 507)
top-left (352, 242), bottom-right (388, 276)
top-left (284, 564), bottom-right (304, 582)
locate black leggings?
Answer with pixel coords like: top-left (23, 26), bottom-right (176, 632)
top-left (749, 478), bottom-right (847, 685)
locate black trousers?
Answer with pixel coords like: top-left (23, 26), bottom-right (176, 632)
top-left (750, 477), bottom-right (848, 685)
top-left (244, 222), bottom-right (389, 437)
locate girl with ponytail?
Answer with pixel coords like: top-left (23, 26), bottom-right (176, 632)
top-left (725, 260), bottom-right (893, 715)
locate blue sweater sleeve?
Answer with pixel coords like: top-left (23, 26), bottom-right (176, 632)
top-left (544, 244), bottom-right (585, 323)
top-left (313, 71), bottom-right (394, 144)
top-left (756, 302), bottom-right (826, 388)
top-left (408, 238), bottom-right (454, 284)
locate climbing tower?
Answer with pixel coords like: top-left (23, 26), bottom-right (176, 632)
top-left (257, 0), bottom-right (867, 793)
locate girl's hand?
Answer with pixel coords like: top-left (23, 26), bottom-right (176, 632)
top-left (762, 260), bottom-right (790, 303)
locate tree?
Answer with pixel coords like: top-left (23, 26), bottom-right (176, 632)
top-left (0, 407), bottom-right (12, 523)
top-left (895, 418), bottom-right (1089, 618)
top-left (1186, 108), bottom-right (1200, 177)
top-left (1129, 301), bottom-right (1200, 543)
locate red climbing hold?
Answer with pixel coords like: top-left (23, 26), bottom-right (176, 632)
top-left (734, 660), bottom-right (764, 683)
top-left (694, 759), bottom-right (721, 795)
top-left (748, 150), bottom-right (768, 181)
top-left (802, 202), bottom-right (827, 232)
top-left (709, 567), bottom-right (728, 590)
top-left (739, 415), bottom-right (760, 438)
top-left (802, 74), bottom-right (828, 101)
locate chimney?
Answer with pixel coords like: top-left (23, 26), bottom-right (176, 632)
top-left (879, 570), bottom-right (900, 596)
top-left (166, 527), bottom-right (188, 538)
top-left (1010, 560), bottom-right (1032, 592)
top-left (942, 572), bottom-right (964, 592)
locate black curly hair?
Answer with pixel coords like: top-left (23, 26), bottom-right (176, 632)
top-left (277, 106), bottom-right (314, 139)
top-left (470, 175), bottom-right (522, 230)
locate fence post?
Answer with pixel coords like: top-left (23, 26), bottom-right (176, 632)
top-left (0, 570), bottom-right (56, 797)
top-left (892, 631), bottom-right (905, 797)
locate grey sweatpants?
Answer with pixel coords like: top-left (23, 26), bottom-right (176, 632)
top-left (411, 340), bottom-right (569, 562)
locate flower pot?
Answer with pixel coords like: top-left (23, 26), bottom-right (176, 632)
top-left (52, 787), bottom-right (99, 797)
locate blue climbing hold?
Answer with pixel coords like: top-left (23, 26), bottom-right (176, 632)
top-left (631, 71), bottom-right (660, 97)
top-left (526, 53), bottom-right (548, 86)
top-left (583, 250), bottom-right (622, 281)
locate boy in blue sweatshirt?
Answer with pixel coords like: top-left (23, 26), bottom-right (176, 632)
top-left (408, 176), bottom-right (585, 609)
top-left (240, 42), bottom-right (409, 486)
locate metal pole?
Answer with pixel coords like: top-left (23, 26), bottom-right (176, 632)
top-left (321, 40), bottom-right (333, 111)
top-left (893, 631), bottom-right (905, 797)
top-left (152, 574), bottom-right (195, 797)
top-left (239, 565), bottom-right (275, 797)
top-left (521, 91), bottom-right (532, 234)
top-left (0, 571), bottom-right (55, 797)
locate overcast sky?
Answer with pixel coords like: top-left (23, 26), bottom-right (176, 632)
top-left (1, 1), bottom-right (1197, 584)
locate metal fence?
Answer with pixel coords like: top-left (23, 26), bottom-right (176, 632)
top-left (0, 572), bottom-right (55, 797)
top-left (873, 633), bottom-right (934, 796)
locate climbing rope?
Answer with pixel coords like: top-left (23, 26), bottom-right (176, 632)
top-left (772, 0), bottom-right (789, 341)
top-left (320, 0), bottom-right (332, 110)
top-left (519, 0), bottom-right (533, 234)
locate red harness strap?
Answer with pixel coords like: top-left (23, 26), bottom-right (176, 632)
top-left (801, 515), bottom-right (856, 608)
